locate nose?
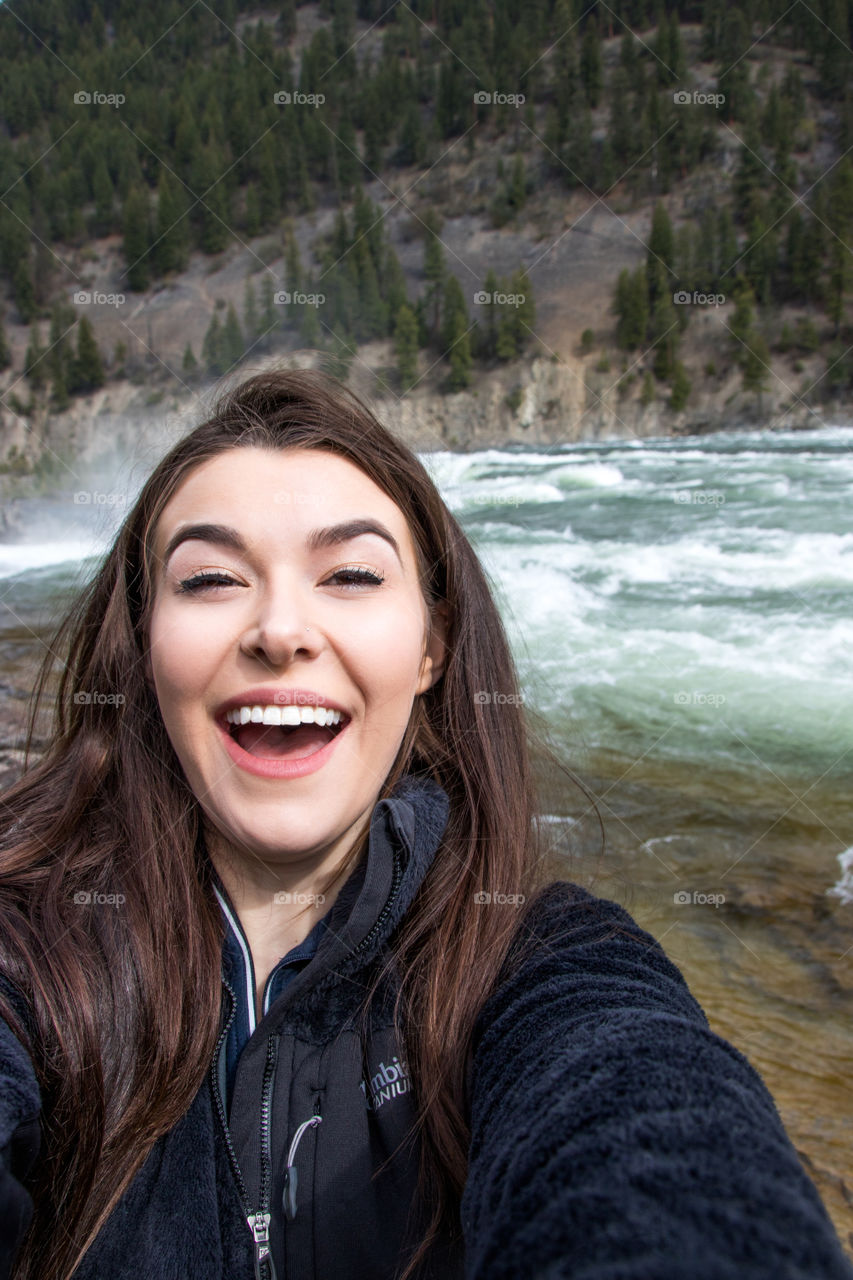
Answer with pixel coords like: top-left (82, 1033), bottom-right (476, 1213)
top-left (238, 588), bottom-right (320, 669)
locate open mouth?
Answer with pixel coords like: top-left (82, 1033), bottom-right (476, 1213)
top-left (225, 716), bottom-right (347, 761)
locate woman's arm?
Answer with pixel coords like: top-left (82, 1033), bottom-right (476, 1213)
top-left (0, 986), bottom-right (41, 1280)
top-left (461, 883), bottom-right (853, 1280)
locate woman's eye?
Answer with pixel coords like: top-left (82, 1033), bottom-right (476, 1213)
top-left (326, 566), bottom-right (385, 589)
top-left (177, 572), bottom-right (240, 594)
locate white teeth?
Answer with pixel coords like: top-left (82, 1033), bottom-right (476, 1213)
top-left (224, 703), bottom-right (344, 726)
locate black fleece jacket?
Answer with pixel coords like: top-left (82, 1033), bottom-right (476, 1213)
top-left (0, 773), bottom-right (851, 1279)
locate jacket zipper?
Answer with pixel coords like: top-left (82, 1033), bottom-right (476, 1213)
top-left (211, 828), bottom-right (405, 1275)
top-left (348, 844), bottom-right (403, 962)
top-left (210, 980), bottom-right (279, 1280)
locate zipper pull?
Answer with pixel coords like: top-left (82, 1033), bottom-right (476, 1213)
top-left (247, 1211), bottom-right (276, 1279)
top-left (282, 1113), bottom-right (323, 1221)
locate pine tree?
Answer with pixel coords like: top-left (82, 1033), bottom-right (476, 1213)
top-left (614, 267), bottom-right (649, 348)
top-left (447, 312), bottom-right (472, 390)
top-left (394, 303), bottom-right (419, 391)
top-left (12, 257), bottom-right (36, 324)
top-left (647, 202), bottom-right (675, 306)
top-left (422, 210), bottom-right (445, 341)
top-left (243, 277), bottom-right (260, 343)
top-left (325, 329), bottom-right (355, 381)
top-left (259, 275), bottom-right (277, 344)
top-left (202, 313), bottom-right (225, 375)
top-left (0, 310), bottom-right (10, 371)
top-left (580, 17), bottom-right (603, 108)
top-left (825, 156), bottom-right (853, 331)
top-left (24, 322), bottom-right (47, 390)
top-left (122, 185), bottom-right (151, 292)
top-left (440, 275), bottom-right (468, 355)
top-left (509, 154), bottom-right (526, 212)
top-left (650, 289), bottom-right (679, 381)
top-left (728, 281), bottom-right (756, 360)
top-left (223, 302), bottom-right (244, 368)
top-left (741, 331), bottom-right (771, 409)
top-left (154, 170), bottom-right (189, 276)
top-left (72, 316), bottom-right (105, 392)
top-left (91, 156), bottom-right (115, 237)
top-left (669, 359), bottom-right (690, 410)
top-left (182, 342), bottom-right (198, 376)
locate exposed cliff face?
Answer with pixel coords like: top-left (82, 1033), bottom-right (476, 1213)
top-left (1, 342), bottom-right (840, 521)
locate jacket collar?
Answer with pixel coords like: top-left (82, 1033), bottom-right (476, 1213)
top-left (207, 773), bottom-right (450, 1019)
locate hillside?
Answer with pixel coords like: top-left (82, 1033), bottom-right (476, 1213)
top-left (0, 0), bottom-right (852, 486)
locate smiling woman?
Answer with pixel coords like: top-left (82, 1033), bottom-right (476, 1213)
top-left (0, 369), bottom-right (852, 1280)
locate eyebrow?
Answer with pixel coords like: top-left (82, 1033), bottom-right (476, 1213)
top-left (161, 518), bottom-right (402, 567)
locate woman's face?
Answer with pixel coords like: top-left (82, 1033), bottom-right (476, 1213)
top-left (144, 446), bottom-right (445, 871)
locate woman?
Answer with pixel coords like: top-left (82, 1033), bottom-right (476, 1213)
top-left (0, 368), bottom-right (850, 1280)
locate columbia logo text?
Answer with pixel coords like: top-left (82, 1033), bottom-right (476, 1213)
top-left (360, 1057), bottom-right (410, 1111)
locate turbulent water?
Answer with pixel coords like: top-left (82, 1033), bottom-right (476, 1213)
top-left (1, 423), bottom-right (852, 1247)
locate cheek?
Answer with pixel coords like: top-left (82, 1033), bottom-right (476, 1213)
top-left (348, 606), bottom-right (427, 690)
top-left (147, 605), bottom-right (224, 709)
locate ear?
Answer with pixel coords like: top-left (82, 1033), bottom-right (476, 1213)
top-left (416, 601), bottom-right (448, 694)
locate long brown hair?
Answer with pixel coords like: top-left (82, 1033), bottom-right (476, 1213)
top-left (0, 368), bottom-right (601, 1279)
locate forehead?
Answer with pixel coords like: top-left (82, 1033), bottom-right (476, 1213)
top-left (150, 446), bottom-right (416, 562)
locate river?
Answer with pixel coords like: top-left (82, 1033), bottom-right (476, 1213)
top-left (1, 422), bottom-right (852, 1252)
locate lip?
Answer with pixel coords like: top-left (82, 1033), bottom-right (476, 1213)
top-left (214, 687), bottom-right (351, 780)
